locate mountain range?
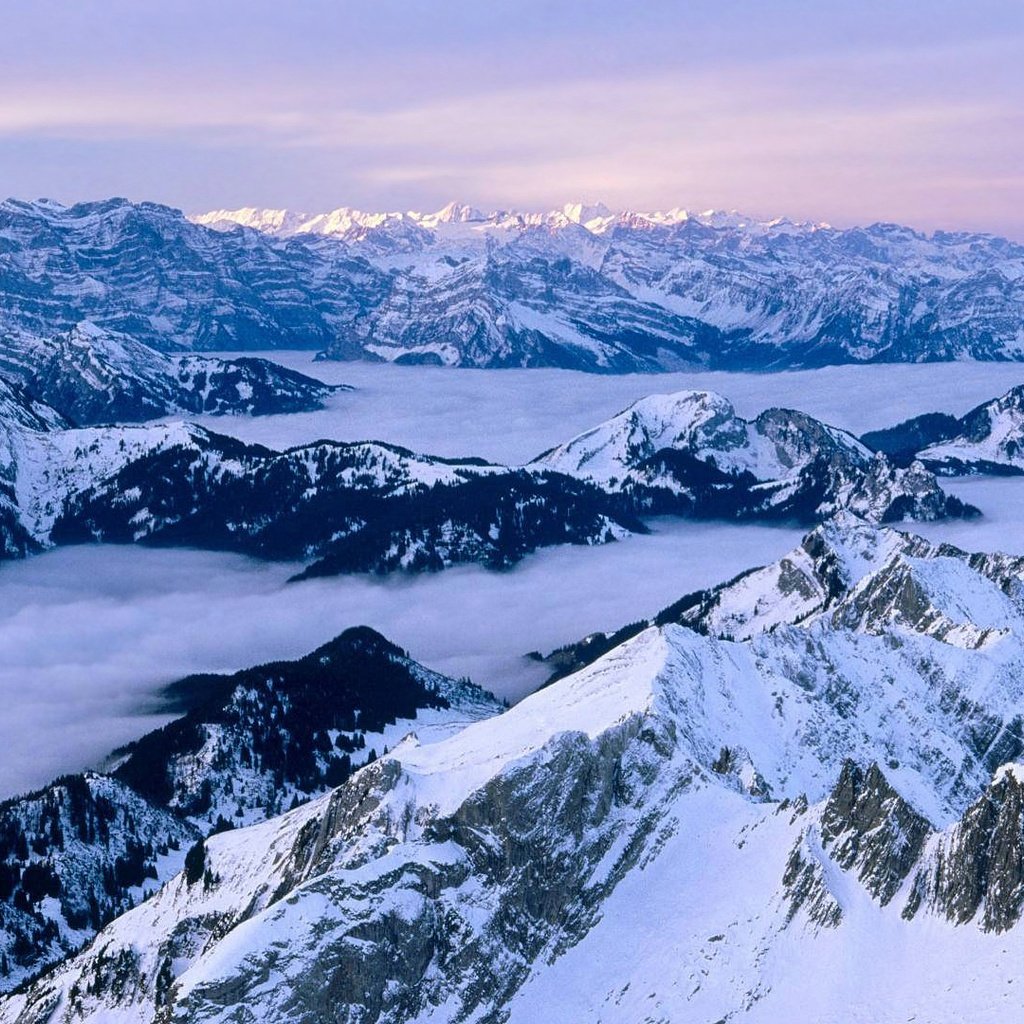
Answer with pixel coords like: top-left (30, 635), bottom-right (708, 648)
top-left (0, 383), bottom-right (973, 572)
top-left (2, 196), bottom-right (1024, 372)
top-left (862, 383), bottom-right (1024, 475)
top-left (8, 516), bottom-right (1024, 1021)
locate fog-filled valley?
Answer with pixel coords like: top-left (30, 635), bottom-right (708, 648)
top-left (3, 357), bottom-right (1024, 800)
top-left (0, 517), bottom-right (808, 799)
top-left (193, 355), bottom-right (1024, 464)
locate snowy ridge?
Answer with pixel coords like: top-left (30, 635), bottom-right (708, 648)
top-left (15, 322), bottom-right (342, 427)
top-left (864, 383), bottom-right (1024, 475)
top-left (0, 387), bottom-right (971, 575)
top-left (195, 198), bottom-right (1024, 371)
top-left (0, 628), bottom-right (501, 992)
top-left (529, 389), bottom-right (972, 524)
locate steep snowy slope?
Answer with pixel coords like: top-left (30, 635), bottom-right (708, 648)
top-left (11, 545), bottom-right (1024, 1023)
top-left (546, 514), bottom-right (1024, 678)
top-left (0, 379), bottom-right (66, 557)
top-left (531, 390), bottom-right (974, 523)
top-left (864, 383), bottom-right (1024, 475)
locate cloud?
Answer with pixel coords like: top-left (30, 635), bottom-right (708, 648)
top-left (0, 522), bottom-right (804, 801)
top-left (0, 28), bottom-right (1020, 232)
top-left (4, 356), bottom-right (1024, 801)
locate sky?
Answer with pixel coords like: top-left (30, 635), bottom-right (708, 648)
top-left (1, 0), bottom-right (1022, 234)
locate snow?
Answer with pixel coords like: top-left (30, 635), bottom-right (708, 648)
top-left (503, 784), bottom-right (1024, 1024)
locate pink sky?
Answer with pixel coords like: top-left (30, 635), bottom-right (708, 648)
top-left (2, 0), bottom-right (1022, 236)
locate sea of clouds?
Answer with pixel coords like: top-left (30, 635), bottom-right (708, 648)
top-left (3, 361), bottom-right (1024, 798)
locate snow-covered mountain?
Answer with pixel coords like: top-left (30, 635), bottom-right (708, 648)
top-left (111, 626), bottom-right (503, 830)
top-left (530, 390), bottom-right (973, 523)
top-left (0, 390), bottom-right (970, 575)
top-left (199, 199), bottom-right (1024, 370)
top-left (545, 512), bottom-right (1024, 679)
top-left (10, 518), bottom-right (1024, 1022)
top-left (0, 774), bottom-right (197, 994)
top-left (0, 628), bottom-right (500, 992)
top-left (863, 382), bottom-right (1024, 475)
top-left (0, 197), bottom-right (384, 353)
top-left (18, 323), bottom-right (344, 426)
top-left (43, 428), bottom-right (640, 575)
top-left (3, 195), bottom-right (1024, 373)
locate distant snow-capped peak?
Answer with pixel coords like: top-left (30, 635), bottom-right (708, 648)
top-left (189, 200), bottom-right (806, 239)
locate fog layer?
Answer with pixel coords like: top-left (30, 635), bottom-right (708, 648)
top-left (195, 356), bottom-right (1024, 464)
top-left (0, 520), bottom-right (803, 798)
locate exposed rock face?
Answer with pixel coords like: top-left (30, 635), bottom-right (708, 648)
top-left (819, 761), bottom-right (930, 905)
top-left (907, 765), bottom-right (1024, 931)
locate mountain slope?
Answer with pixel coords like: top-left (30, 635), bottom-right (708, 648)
top-left (19, 323), bottom-right (343, 426)
top-left (0, 389), bottom-right (976, 576)
top-left (0, 628), bottom-right (501, 993)
top-left (0, 197), bottom-right (387, 353)
top-left (545, 513), bottom-right (1024, 680)
top-left (0, 774), bottom-right (196, 994)
top-left (43, 428), bottom-right (641, 574)
top-left (112, 626), bottom-right (503, 828)
top-left (530, 390), bottom-right (975, 523)
top-left (11, 543), bottom-right (1024, 1022)
top-left (4, 196), bottom-right (1024, 372)
top-left (201, 200), bottom-right (1024, 370)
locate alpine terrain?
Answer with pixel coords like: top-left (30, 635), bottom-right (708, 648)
top-left (3, 196), bottom-right (1024, 373)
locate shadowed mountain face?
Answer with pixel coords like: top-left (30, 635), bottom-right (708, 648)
top-left (863, 384), bottom-right (1024, 475)
top-left (4, 196), bottom-right (1024, 372)
top-left (0, 388), bottom-right (973, 575)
